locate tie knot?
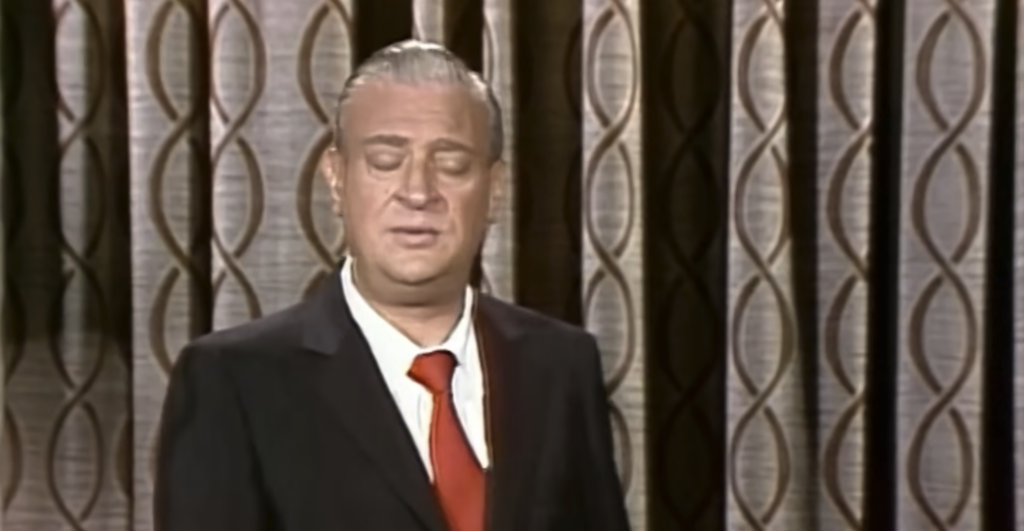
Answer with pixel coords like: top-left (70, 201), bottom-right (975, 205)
top-left (408, 350), bottom-right (457, 395)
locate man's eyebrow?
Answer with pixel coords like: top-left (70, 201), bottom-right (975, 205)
top-left (362, 134), bottom-right (409, 148)
top-left (430, 138), bottom-right (474, 153)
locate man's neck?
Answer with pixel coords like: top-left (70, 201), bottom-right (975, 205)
top-left (351, 262), bottom-right (467, 347)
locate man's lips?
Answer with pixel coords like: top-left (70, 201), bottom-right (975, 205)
top-left (389, 226), bottom-right (440, 235)
top-left (388, 226), bottom-right (441, 247)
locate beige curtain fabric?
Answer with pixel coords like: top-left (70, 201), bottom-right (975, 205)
top-left (727, 0), bottom-right (811, 528)
top-left (580, 0), bottom-right (646, 526)
top-left (896, 3), bottom-right (992, 529)
top-left (2, 0), bottom-right (1022, 530)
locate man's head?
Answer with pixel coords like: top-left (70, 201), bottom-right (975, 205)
top-left (321, 40), bottom-right (504, 302)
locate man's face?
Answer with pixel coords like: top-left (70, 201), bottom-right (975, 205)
top-left (321, 81), bottom-right (501, 289)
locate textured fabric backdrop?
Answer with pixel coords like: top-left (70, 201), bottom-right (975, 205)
top-left (0, 0), bottom-right (1021, 530)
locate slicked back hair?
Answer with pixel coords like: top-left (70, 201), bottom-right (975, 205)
top-left (332, 40), bottom-right (503, 163)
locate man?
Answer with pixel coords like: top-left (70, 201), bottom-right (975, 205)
top-left (154, 40), bottom-right (630, 531)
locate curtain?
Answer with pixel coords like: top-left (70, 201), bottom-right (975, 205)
top-left (1, 0), bottom-right (1021, 530)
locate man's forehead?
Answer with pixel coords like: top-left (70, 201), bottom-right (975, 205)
top-left (335, 79), bottom-right (491, 151)
top-left (345, 82), bottom-right (484, 127)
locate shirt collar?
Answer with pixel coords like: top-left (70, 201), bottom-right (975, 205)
top-left (339, 258), bottom-right (476, 371)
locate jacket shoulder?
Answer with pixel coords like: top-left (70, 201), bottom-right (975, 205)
top-left (478, 295), bottom-right (597, 347)
top-left (183, 301), bottom-right (308, 361)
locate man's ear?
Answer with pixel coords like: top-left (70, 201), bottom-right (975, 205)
top-left (487, 160), bottom-right (506, 224)
top-left (320, 146), bottom-right (345, 217)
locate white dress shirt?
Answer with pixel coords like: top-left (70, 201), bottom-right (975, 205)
top-left (340, 259), bottom-right (490, 478)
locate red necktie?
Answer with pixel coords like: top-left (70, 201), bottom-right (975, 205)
top-left (408, 350), bottom-right (485, 531)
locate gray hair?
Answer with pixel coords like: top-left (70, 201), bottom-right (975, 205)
top-left (332, 40), bottom-right (504, 163)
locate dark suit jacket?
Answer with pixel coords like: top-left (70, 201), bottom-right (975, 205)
top-left (154, 268), bottom-right (631, 531)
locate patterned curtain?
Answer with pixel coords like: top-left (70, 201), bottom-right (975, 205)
top-left (1, 0), bottom-right (1021, 530)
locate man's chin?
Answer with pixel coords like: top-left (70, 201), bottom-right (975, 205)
top-left (381, 262), bottom-right (448, 288)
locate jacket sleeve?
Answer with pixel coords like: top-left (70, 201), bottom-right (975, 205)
top-left (573, 334), bottom-right (633, 531)
top-left (154, 343), bottom-right (269, 531)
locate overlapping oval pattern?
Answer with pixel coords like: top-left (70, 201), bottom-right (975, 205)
top-left (1, 2), bottom-right (1021, 531)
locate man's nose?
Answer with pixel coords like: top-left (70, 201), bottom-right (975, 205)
top-left (395, 158), bottom-right (439, 209)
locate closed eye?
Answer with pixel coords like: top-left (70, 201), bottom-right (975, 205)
top-left (434, 153), bottom-right (472, 175)
top-left (366, 151), bottom-right (404, 172)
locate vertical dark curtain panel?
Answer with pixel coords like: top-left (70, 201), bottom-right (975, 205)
top-left (0, 0), bottom-right (1021, 529)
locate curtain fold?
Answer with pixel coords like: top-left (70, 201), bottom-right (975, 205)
top-left (895, 1), bottom-right (994, 528)
top-left (479, 0), bottom-right (515, 300)
top-left (1014, 0), bottom-right (1024, 525)
top-left (726, 1), bottom-right (811, 528)
top-left (0, 3), bottom-right (6, 529)
top-left (581, 0), bottom-right (646, 526)
top-left (126, 0), bottom-right (210, 528)
top-left (4, 0), bottom-right (131, 529)
top-left (1, 0), bottom-right (1021, 530)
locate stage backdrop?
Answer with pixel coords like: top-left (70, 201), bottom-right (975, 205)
top-left (1, 0), bottom-right (1022, 530)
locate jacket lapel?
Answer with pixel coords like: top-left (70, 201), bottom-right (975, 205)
top-left (300, 269), bottom-right (448, 531)
top-left (298, 267), bottom-right (557, 531)
top-left (476, 297), bottom-right (555, 531)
